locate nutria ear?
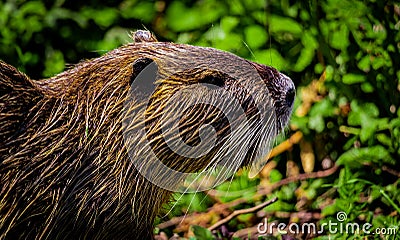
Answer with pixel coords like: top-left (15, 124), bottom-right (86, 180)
top-left (0, 61), bottom-right (32, 90)
top-left (131, 30), bottom-right (158, 43)
top-left (0, 61), bottom-right (41, 145)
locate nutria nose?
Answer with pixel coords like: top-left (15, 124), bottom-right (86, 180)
top-left (285, 87), bottom-right (295, 108)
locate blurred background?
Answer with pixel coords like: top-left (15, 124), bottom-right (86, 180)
top-left (1, 0), bottom-right (399, 239)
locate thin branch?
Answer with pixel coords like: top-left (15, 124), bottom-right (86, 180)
top-left (157, 215), bottom-right (187, 229)
top-left (381, 165), bottom-right (400, 178)
top-left (260, 163), bottom-right (340, 194)
top-left (207, 197), bottom-right (278, 231)
top-left (157, 130), bottom-right (340, 232)
top-left (157, 165), bottom-right (339, 231)
top-left (268, 131), bottom-right (303, 159)
top-left (207, 164), bottom-right (340, 199)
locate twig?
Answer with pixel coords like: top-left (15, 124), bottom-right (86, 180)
top-left (157, 131), bottom-right (339, 232)
top-left (382, 166), bottom-right (400, 178)
top-left (257, 164), bottom-right (339, 196)
top-left (267, 131), bottom-right (303, 159)
top-left (157, 215), bottom-right (188, 229)
top-left (362, 162), bottom-right (400, 178)
top-left (207, 197), bottom-right (278, 231)
top-left (207, 164), bottom-right (340, 199)
top-left (157, 165), bottom-right (339, 231)
top-left (381, 165), bottom-right (400, 178)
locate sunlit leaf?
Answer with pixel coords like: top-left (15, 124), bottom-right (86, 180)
top-left (244, 25), bottom-right (267, 49)
top-left (191, 225), bottom-right (214, 240)
top-left (253, 49), bottom-right (286, 70)
top-left (342, 73), bottom-right (366, 84)
top-left (337, 146), bottom-right (394, 166)
top-left (269, 15), bottom-right (303, 35)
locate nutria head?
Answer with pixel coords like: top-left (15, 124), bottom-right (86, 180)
top-left (0, 30), bottom-right (294, 239)
top-left (122, 32), bottom-right (295, 190)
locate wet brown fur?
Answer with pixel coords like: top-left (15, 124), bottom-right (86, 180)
top-left (0, 32), bottom-right (294, 239)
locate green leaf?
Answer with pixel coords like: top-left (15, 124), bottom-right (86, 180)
top-left (314, 63), bottom-right (324, 74)
top-left (357, 55), bottom-right (371, 72)
top-left (191, 225), bottom-right (215, 240)
top-left (330, 24), bottom-right (349, 50)
top-left (263, 199), bottom-right (293, 212)
top-left (347, 101), bottom-right (382, 142)
top-left (120, 2), bottom-right (156, 23)
top-left (309, 114), bottom-right (325, 133)
top-left (359, 118), bottom-right (378, 142)
top-left (252, 11), bottom-right (267, 25)
top-left (309, 98), bottom-right (336, 117)
top-left (228, 0), bottom-right (244, 15)
top-left (290, 114), bottom-right (310, 134)
top-left (269, 15), bottom-right (303, 35)
top-left (302, 31), bottom-right (319, 49)
top-left (376, 133), bottom-right (392, 148)
top-left (82, 8), bottom-right (118, 28)
top-left (43, 49), bottom-right (65, 77)
top-left (280, 185), bottom-right (296, 200)
top-left (371, 55), bottom-right (387, 70)
top-left (348, 101), bottom-right (379, 125)
top-left (237, 213), bottom-right (254, 222)
top-left (253, 49), bottom-right (286, 70)
top-left (166, 1), bottom-right (224, 32)
top-left (97, 27), bottom-right (131, 50)
top-left (342, 74), bottom-right (366, 84)
top-left (243, 0), bottom-right (265, 10)
top-left (203, 29), bottom-right (242, 52)
top-left (360, 82), bottom-right (374, 93)
top-left (220, 16), bottom-right (239, 33)
top-left (293, 47), bottom-right (314, 72)
top-left (244, 25), bottom-right (267, 49)
top-left (380, 190), bottom-right (400, 214)
top-left (45, 8), bottom-right (88, 28)
top-left (20, 1), bottom-right (46, 17)
top-left (337, 146), bottom-right (394, 166)
top-left (166, 2), bottom-right (201, 31)
top-left (269, 169), bottom-right (283, 183)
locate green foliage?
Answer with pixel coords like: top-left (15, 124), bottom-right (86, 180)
top-left (190, 225), bottom-right (215, 240)
top-left (1, 0), bottom-right (399, 239)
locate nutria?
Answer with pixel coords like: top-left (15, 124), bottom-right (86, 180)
top-left (0, 30), bottom-right (295, 239)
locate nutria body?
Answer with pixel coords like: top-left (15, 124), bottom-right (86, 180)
top-left (0, 31), bottom-right (295, 239)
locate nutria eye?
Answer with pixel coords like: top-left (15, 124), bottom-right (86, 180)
top-left (285, 87), bottom-right (295, 107)
top-left (200, 75), bottom-right (224, 87)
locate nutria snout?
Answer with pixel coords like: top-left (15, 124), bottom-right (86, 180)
top-left (0, 30), bottom-right (294, 239)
